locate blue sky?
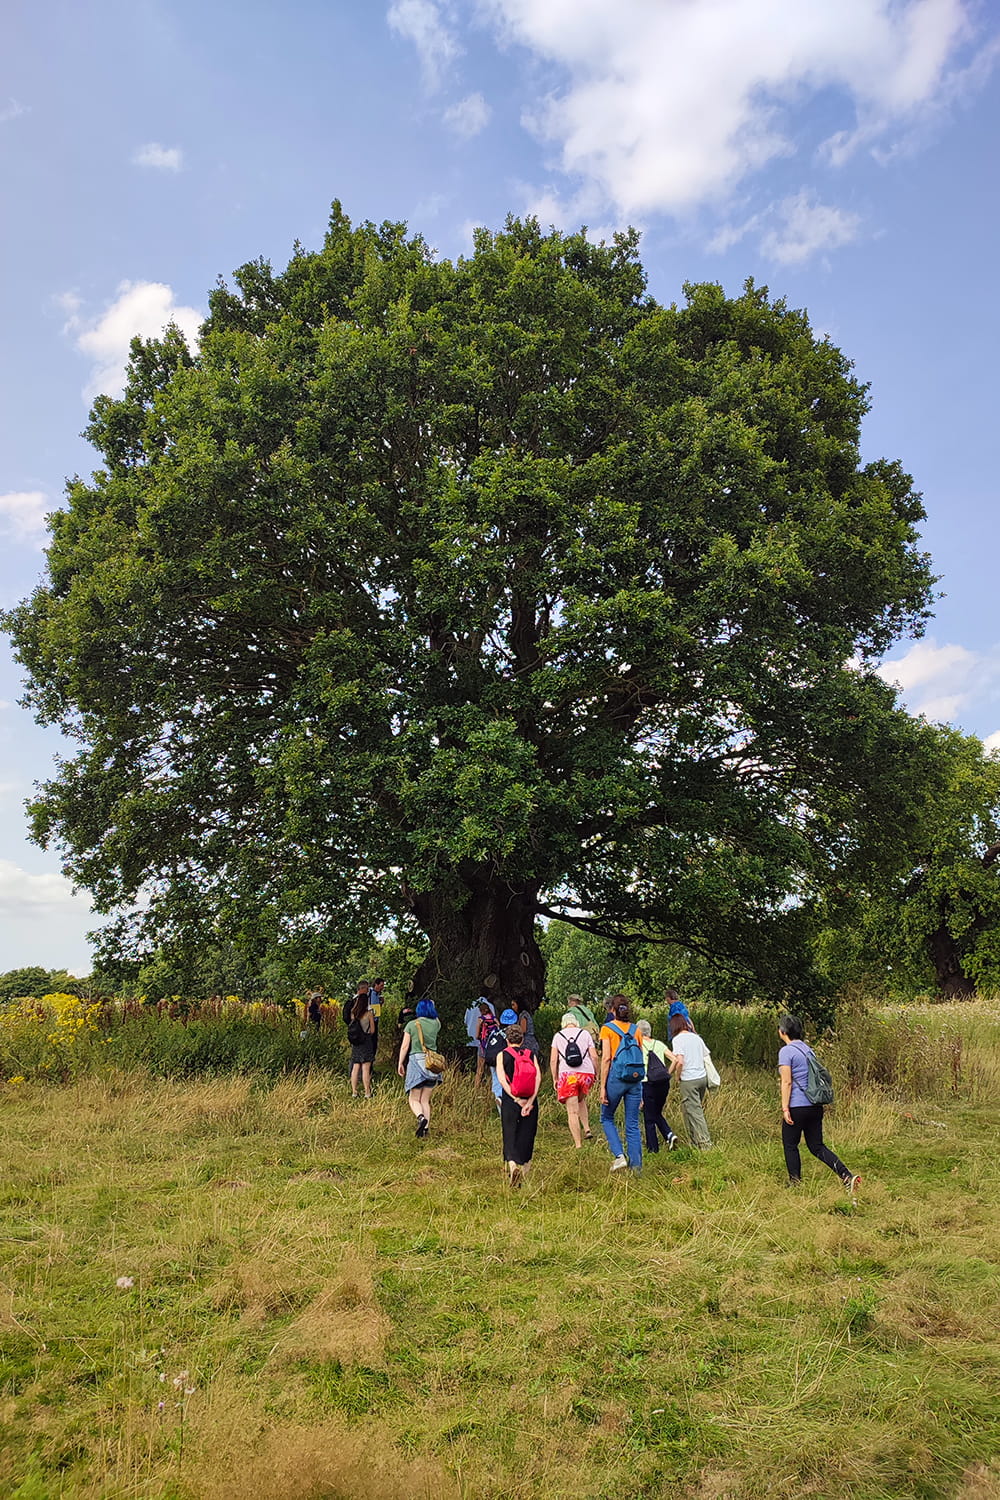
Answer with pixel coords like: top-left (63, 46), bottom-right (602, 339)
top-left (1, 0), bottom-right (998, 973)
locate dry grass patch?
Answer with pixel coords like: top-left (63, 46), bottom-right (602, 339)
top-left (276, 1249), bottom-right (390, 1365)
top-left (189, 1413), bottom-right (460, 1500)
top-left (959, 1464), bottom-right (1000, 1500)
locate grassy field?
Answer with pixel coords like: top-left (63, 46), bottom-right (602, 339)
top-left (1, 1003), bottom-right (999, 1500)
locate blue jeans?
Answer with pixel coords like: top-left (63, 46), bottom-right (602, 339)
top-left (601, 1082), bottom-right (643, 1168)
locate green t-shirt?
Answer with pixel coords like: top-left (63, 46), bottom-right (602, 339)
top-left (405, 1017), bottom-right (441, 1052)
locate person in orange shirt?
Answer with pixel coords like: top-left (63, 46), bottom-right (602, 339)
top-left (599, 995), bottom-right (644, 1173)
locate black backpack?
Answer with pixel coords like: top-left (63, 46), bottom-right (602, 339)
top-left (483, 1028), bottom-right (508, 1068)
top-left (644, 1045), bottom-right (670, 1083)
top-left (347, 1017), bottom-right (365, 1045)
top-left (560, 1027), bottom-right (586, 1069)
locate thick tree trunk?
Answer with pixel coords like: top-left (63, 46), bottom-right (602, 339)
top-left (407, 876), bottom-right (545, 1047)
top-left (928, 923), bottom-right (976, 1000)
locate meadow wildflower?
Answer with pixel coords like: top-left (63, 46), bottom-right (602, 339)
top-left (115, 1276), bottom-right (134, 1289)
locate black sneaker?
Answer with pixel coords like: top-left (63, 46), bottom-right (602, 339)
top-left (415, 1114), bottom-right (429, 1138)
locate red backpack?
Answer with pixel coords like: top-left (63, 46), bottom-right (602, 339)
top-left (506, 1046), bottom-right (537, 1099)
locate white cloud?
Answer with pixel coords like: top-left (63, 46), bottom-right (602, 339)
top-left (132, 142), bottom-right (183, 171)
top-left (0, 99), bottom-right (27, 124)
top-left (0, 860), bottom-right (90, 920)
top-left (983, 730), bottom-right (1000, 755)
top-left (387, 0), bottom-right (460, 88)
top-left (481, 0), bottom-right (986, 229)
top-left (759, 193), bottom-right (862, 264)
top-left (63, 281), bottom-right (202, 401)
top-left (0, 491), bottom-right (48, 546)
top-left (442, 91), bottom-right (491, 137)
top-left (877, 637), bottom-right (1000, 724)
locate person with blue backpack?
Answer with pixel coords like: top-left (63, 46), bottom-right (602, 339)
top-left (599, 995), bottom-right (645, 1173)
top-left (778, 1014), bottom-right (860, 1198)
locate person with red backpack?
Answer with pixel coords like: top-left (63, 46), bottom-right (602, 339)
top-left (496, 1019), bottom-right (541, 1186)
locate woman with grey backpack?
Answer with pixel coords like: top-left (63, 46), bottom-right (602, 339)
top-left (778, 1014), bottom-right (860, 1198)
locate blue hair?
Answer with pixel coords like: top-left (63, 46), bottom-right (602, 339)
top-left (415, 998), bottom-right (438, 1020)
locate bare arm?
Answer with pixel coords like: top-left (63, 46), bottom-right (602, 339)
top-left (779, 1063), bottom-right (793, 1125)
top-left (600, 1041), bottom-right (611, 1104)
top-left (522, 1056), bottom-right (542, 1115)
top-left (398, 1032), bottom-right (411, 1077)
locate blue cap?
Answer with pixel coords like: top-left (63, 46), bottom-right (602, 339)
top-left (499, 1008), bottom-right (518, 1024)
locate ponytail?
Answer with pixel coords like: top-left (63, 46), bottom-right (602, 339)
top-left (609, 993), bottom-right (631, 1024)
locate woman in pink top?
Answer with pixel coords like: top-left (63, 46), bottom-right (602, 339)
top-left (549, 1011), bottom-right (597, 1147)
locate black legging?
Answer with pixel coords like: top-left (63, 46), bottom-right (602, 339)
top-left (642, 1078), bottom-right (673, 1150)
top-left (500, 1094), bottom-right (538, 1166)
top-left (782, 1104), bottom-right (852, 1182)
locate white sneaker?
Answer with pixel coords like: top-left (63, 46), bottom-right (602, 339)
top-left (610, 1155), bottom-right (628, 1171)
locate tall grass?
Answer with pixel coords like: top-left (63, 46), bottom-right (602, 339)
top-left (1, 1019), bottom-right (999, 1499)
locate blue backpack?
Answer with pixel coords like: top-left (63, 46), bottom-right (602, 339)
top-left (607, 1022), bottom-right (645, 1087)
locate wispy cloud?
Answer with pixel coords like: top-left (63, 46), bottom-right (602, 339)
top-left (442, 91), bottom-right (491, 138)
top-left (877, 637), bottom-right (1000, 725)
top-left (760, 193), bottom-right (862, 265)
top-left (0, 98), bottom-right (27, 124)
top-left (61, 281), bottom-right (202, 401)
top-left (132, 142), bottom-right (183, 171)
top-left (0, 859), bottom-right (91, 919)
top-left (387, 0), bottom-right (460, 89)
top-left (0, 491), bottom-right (48, 547)
top-left (476, 0), bottom-right (991, 255)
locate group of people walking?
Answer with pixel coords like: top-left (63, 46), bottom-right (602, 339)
top-left (336, 979), bottom-right (860, 1196)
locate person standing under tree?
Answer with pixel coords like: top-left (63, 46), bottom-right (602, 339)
top-left (345, 979), bottom-right (370, 1028)
top-left (369, 977), bottom-right (385, 1047)
top-left (347, 991), bottom-right (376, 1099)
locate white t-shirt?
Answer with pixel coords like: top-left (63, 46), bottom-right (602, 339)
top-left (672, 1030), bottom-right (708, 1080)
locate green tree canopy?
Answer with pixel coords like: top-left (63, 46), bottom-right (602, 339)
top-left (5, 207), bottom-right (942, 1024)
top-left (816, 731), bottom-right (1000, 999)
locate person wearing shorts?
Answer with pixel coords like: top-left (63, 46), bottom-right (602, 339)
top-left (550, 1011), bottom-right (597, 1148)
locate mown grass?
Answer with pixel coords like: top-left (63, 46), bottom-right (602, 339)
top-left (1, 1002), bottom-right (999, 1500)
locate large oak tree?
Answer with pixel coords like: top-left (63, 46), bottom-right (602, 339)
top-left (6, 209), bottom-right (941, 1017)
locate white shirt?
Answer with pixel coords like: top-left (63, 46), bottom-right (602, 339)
top-left (672, 1030), bottom-right (708, 1080)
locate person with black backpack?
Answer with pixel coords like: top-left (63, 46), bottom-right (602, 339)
top-left (347, 991), bottom-right (376, 1099)
top-left (550, 1011), bottom-right (598, 1147)
top-left (635, 1018), bottom-right (679, 1152)
top-left (778, 1015), bottom-right (860, 1198)
top-left (599, 996), bottom-right (645, 1173)
top-left (484, 1007), bottom-right (516, 1112)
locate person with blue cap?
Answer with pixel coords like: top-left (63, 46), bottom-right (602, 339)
top-left (666, 988), bottom-right (692, 1042)
top-left (484, 1009), bottom-right (519, 1112)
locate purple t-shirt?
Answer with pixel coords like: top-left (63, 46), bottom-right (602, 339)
top-left (778, 1041), bottom-right (814, 1109)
